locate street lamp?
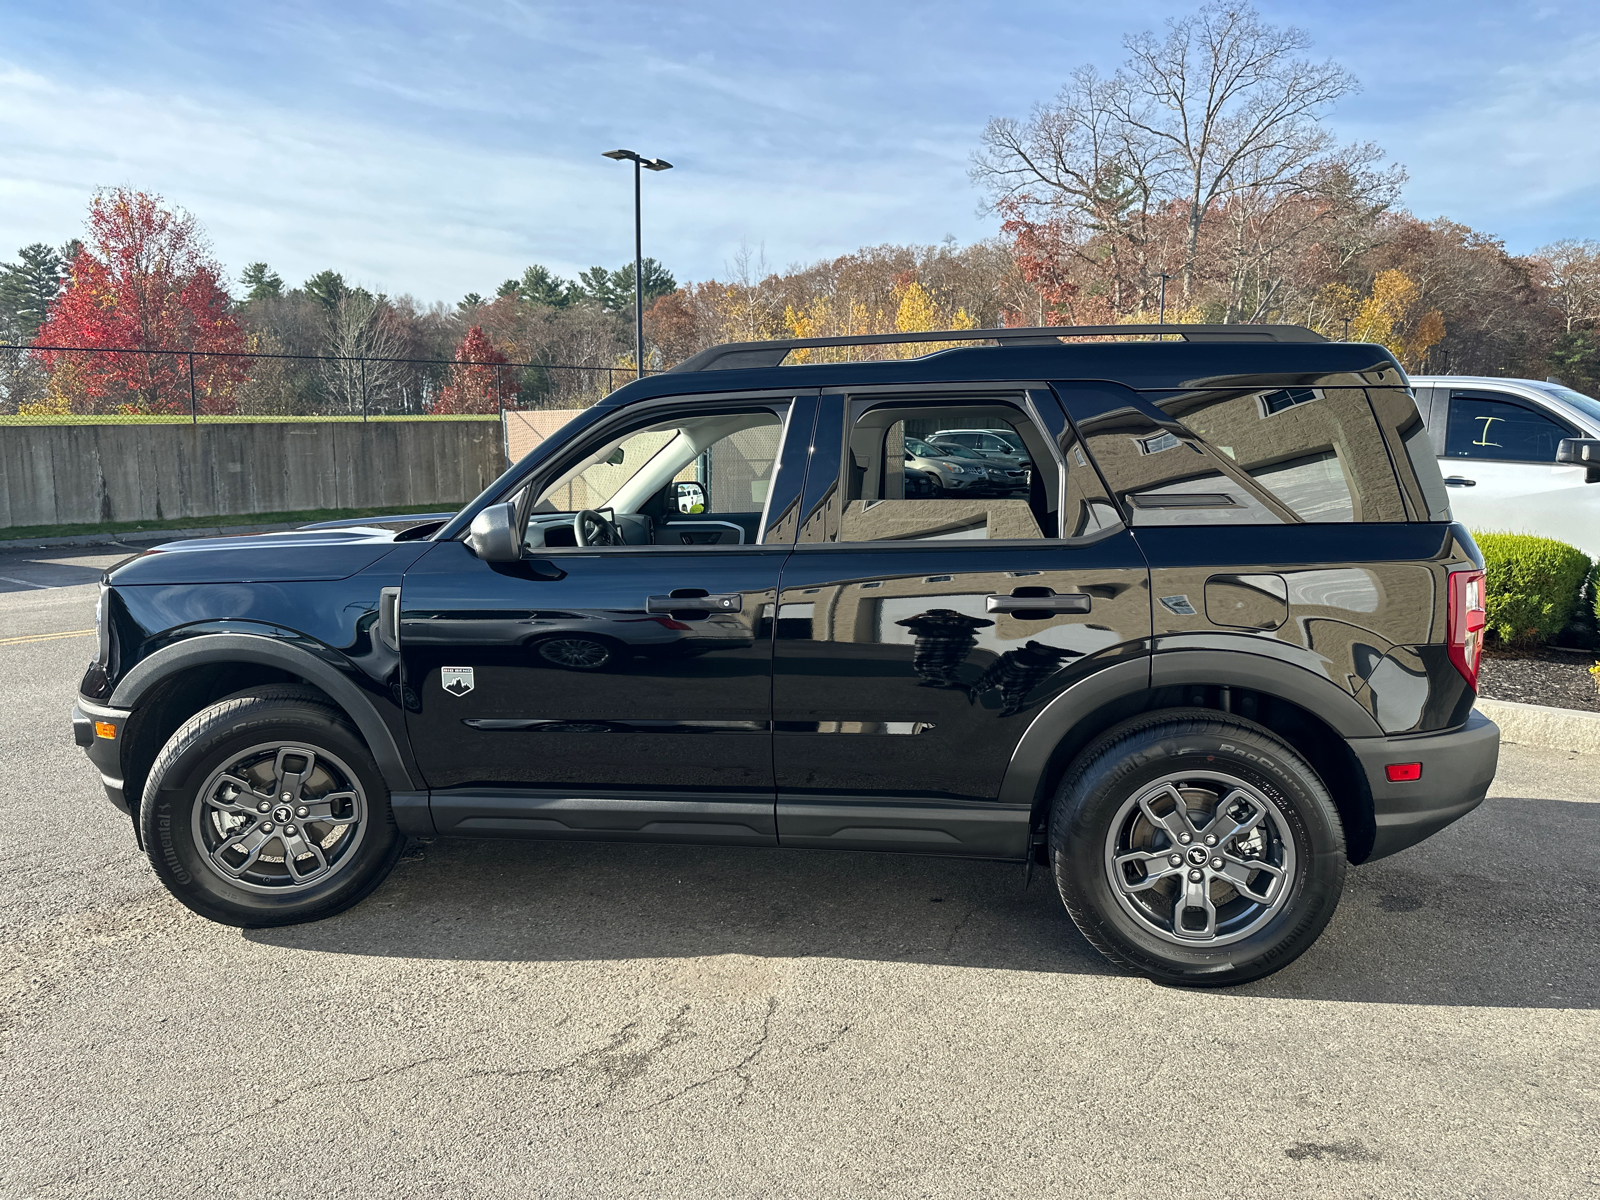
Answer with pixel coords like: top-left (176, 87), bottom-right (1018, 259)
top-left (602, 148), bottom-right (673, 379)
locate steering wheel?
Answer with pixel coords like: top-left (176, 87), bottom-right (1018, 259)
top-left (573, 508), bottom-right (621, 547)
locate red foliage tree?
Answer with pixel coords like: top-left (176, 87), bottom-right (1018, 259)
top-left (32, 189), bottom-right (247, 415)
top-left (431, 325), bottom-right (516, 414)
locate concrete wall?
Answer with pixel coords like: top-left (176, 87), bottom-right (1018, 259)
top-left (0, 420), bottom-right (507, 529)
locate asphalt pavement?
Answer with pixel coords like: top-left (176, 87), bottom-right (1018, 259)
top-left (1, 544), bottom-right (1597, 1199)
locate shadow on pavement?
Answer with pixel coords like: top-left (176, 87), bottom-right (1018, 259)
top-left (0, 544), bottom-right (138, 591)
top-left (250, 794), bottom-right (1599, 1010)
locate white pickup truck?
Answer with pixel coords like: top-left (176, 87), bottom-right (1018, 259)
top-left (1411, 375), bottom-right (1600, 558)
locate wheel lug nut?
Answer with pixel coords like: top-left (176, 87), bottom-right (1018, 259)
top-left (297, 807), bottom-right (308, 818)
top-left (257, 801), bottom-right (269, 813)
top-left (1179, 833), bottom-right (1192, 844)
top-left (1211, 857), bottom-right (1223, 869)
top-left (1168, 854), bottom-right (1182, 866)
top-left (282, 793), bottom-right (292, 802)
top-left (1204, 834), bottom-right (1217, 846)
top-left (285, 825), bottom-right (297, 837)
top-left (262, 822), bottom-right (274, 833)
top-left (1188, 869), bottom-right (1203, 882)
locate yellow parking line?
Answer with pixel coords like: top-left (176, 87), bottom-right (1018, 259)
top-left (0, 628), bottom-right (95, 646)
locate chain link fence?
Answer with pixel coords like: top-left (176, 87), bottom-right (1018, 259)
top-left (0, 344), bottom-right (633, 423)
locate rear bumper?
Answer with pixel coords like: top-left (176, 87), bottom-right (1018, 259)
top-left (1348, 710), bottom-right (1500, 861)
top-left (71, 699), bottom-right (132, 815)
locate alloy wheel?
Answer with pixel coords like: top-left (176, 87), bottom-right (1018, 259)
top-left (191, 742), bottom-right (369, 894)
top-left (1103, 771), bottom-right (1297, 946)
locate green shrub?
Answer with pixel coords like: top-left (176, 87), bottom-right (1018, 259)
top-left (1473, 532), bottom-right (1592, 648)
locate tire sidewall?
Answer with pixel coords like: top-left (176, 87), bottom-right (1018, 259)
top-left (142, 700), bottom-right (401, 926)
top-left (1055, 717), bottom-right (1346, 985)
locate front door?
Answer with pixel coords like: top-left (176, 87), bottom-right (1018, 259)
top-left (1437, 388), bottom-right (1595, 551)
top-left (770, 388), bottom-right (1150, 857)
top-left (399, 393), bottom-right (812, 845)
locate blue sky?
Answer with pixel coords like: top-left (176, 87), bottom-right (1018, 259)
top-left (1, 1), bottom-right (1597, 305)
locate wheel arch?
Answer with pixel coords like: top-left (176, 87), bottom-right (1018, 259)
top-left (1001, 650), bottom-right (1380, 864)
top-left (111, 634), bottom-right (419, 815)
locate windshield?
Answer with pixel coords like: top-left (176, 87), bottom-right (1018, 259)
top-left (905, 437), bottom-right (952, 458)
top-left (1532, 382), bottom-right (1600, 430)
top-left (987, 430), bottom-right (1026, 453)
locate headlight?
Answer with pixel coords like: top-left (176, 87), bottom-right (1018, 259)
top-left (944, 464), bottom-right (969, 475)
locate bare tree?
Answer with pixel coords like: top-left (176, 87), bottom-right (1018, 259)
top-left (974, 3), bottom-right (1367, 306)
top-left (1534, 239), bottom-right (1600, 333)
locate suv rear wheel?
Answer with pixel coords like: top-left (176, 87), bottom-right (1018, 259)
top-left (139, 687), bottom-right (404, 927)
top-left (1050, 710), bottom-right (1346, 986)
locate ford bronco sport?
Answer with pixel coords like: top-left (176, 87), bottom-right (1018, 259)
top-left (72, 324), bottom-right (1500, 986)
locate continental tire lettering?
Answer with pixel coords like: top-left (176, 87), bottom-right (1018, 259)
top-left (155, 806), bottom-right (192, 884)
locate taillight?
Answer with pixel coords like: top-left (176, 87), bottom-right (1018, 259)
top-left (1447, 568), bottom-right (1486, 689)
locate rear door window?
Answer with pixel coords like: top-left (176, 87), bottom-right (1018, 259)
top-left (1445, 393), bottom-right (1575, 462)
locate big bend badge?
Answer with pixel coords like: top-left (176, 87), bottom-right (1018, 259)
top-left (440, 667), bottom-right (474, 697)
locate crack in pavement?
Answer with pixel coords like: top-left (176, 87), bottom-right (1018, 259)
top-left (625, 995), bottom-right (778, 1115)
top-left (172, 1047), bottom-right (485, 1146)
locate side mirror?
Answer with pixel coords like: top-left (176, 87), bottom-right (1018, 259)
top-left (1555, 437), bottom-right (1600, 465)
top-left (465, 502), bottom-right (521, 562)
top-left (673, 480), bottom-right (707, 514)
top-left (1557, 438), bottom-right (1600, 482)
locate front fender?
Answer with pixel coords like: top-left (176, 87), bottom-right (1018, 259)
top-left (108, 631), bottom-right (420, 792)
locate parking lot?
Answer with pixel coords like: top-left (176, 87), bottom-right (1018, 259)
top-left (1, 543), bottom-right (1597, 1199)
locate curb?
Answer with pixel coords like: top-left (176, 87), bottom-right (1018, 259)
top-left (1476, 697), bottom-right (1600, 756)
top-left (0, 523), bottom-right (302, 551)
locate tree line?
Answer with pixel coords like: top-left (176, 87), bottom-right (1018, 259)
top-left (3, 2), bottom-right (1598, 418)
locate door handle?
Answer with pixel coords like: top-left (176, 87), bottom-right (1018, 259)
top-left (1444, 477), bottom-right (1477, 487)
top-left (646, 592), bottom-right (743, 613)
top-left (985, 590), bottom-right (1091, 614)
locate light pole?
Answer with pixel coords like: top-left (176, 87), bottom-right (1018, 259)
top-left (602, 148), bottom-right (673, 379)
top-left (1157, 272), bottom-right (1171, 325)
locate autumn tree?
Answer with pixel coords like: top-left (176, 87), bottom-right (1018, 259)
top-left (431, 325), bottom-right (517, 414)
top-left (973, 4), bottom-right (1396, 322)
top-left (32, 189), bottom-right (246, 414)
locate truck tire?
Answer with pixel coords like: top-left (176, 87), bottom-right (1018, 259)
top-left (1050, 709), bottom-right (1346, 987)
top-left (139, 686), bottom-right (404, 927)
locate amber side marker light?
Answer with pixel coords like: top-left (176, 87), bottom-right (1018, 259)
top-left (1385, 762), bottom-right (1422, 783)
top-left (94, 722), bottom-right (117, 740)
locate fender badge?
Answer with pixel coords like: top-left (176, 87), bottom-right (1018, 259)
top-left (441, 667), bottom-right (475, 696)
top-left (1159, 595), bottom-right (1197, 616)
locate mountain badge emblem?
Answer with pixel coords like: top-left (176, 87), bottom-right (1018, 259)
top-left (441, 667), bottom-right (475, 697)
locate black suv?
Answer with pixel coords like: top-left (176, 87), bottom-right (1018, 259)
top-left (71, 324), bottom-right (1500, 986)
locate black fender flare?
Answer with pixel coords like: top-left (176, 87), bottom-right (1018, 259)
top-left (996, 649), bottom-right (1382, 813)
top-left (109, 633), bottom-right (420, 792)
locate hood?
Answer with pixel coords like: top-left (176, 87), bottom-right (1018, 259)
top-left (107, 526), bottom-right (411, 586)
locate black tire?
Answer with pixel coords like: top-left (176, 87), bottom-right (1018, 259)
top-left (1049, 709), bottom-right (1346, 987)
top-left (138, 686), bottom-right (404, 927)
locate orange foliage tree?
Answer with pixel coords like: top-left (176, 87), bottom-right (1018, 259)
top-left (32, 189), bottom-right (246, 414)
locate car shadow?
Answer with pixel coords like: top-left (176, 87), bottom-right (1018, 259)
top-left (248, 794), bottom-right (1600, 1010)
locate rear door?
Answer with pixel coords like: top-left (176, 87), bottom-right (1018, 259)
top-left (770, 387), bottom-right (1149, 857)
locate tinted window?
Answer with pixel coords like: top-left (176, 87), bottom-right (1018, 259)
top-left (1445, 394), bottom-right (1574, 462)
top-left (1079, 388), bottom-right (1408, 525)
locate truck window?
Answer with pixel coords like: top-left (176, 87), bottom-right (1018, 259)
top-left (1445, 393), bottom-right (1575, 462)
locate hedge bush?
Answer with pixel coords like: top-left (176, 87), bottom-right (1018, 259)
top-left (1473, 532), bottom-right (1593, 648)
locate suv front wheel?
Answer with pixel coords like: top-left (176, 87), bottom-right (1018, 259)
top-left (1051, 710), bottom-right (1346, 986)
top-left (139, 687), bottom-right (404, 927)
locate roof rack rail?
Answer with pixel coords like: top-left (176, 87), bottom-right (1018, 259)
top-left (669, 323), bottom-right (1326, 373)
